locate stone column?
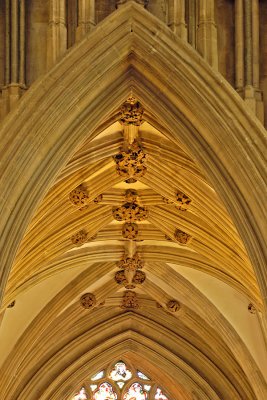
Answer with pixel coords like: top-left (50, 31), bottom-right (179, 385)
top-left (168, 0), bottom-right (187, 41)
top-left (76, 0), bottom-right (95, 41)
top-left (1, 0), bottom-right (26, 118)
top-left (235, 0), bottom-right (244, 89)
top-left (187, 0), bottom-right (196, 48)
top-left (47, 0), bottom-right (67, 69)
top-left (235, 0), bottom-right (264, 123)
top-left (197, 0), bottom-right (218, 70)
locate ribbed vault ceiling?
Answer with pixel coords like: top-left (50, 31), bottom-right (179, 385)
top-left (0, 3), bottom-right (266, 400)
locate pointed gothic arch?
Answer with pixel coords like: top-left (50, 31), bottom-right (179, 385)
top-left (0, 3), bottom-right (266, 312)
top-left (0, 2), bottom-right (266, 311)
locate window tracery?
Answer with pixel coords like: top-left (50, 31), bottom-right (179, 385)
top-left (70, 360), bottom-right (169, 400)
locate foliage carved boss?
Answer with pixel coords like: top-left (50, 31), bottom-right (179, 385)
top-left (113, 140), bottom-right (148, 179)
top-left (115, 253), bottom-right (146, 289)
top-left (113, 189), bottom-right (148, 222)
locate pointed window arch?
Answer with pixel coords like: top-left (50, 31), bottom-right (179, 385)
top-left (70, 360), bottom-right (170, 400)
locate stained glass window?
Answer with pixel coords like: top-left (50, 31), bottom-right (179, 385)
top-left (91, 371), bottom-right (105, 381)
top-left (123, 382), bottom-right (147, 400)
top-left (137, 371), bottom-right (150, 380)
top-left (93, 382), bottom-right (117, 400)
top-left (155, 388), bottom-right (168, 400)
top-left (70, 361), bottom-right (171, 400)
top-left (72, 387), bottom-right (88, 400)
top-left (109, 361), bottom-right (132, 381)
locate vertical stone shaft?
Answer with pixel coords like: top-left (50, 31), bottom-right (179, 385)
top-left (47, 0), bottom-right (67, 69)
top-left (76, 0), bottom-right (95, 41)
top-left (197, 0), bottom-right (218, 69)
top-left (252, 0), bottom-right (259, 88)
top-left (19, 0), bottom-right (26, 85)
top-left (244, 0), bottom-right (252, 85)
top-left (188, 0), bottom-right (196, 48)
top-left (11, 0), bottom-right (19, 83)
top-left (5, 0), bottom-right (10, 85)
top-left (168, 0), bottom-right (187, 41)
top-left (235, 0), bottom-right (244, 89)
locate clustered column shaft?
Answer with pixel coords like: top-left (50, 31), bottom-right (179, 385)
top-left (197, 0), bottom-right (218, 70)
top-left (47, 0), bottom-right (67, 69)
top-left (76, 0), bottom-right (95, 41)
top-left (235, 0), bottom-right (263, 122)
top-left (2, 0), bottom-right (26, 118)
top-left (168, 0), bottom-right (187, 41)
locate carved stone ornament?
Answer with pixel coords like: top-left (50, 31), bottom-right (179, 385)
top-left (121, 291), bottom-right (139, 309)
top-left (71, 229), bottom-right (88, 246)
top-left (115, 270), bottom-right (128, 286)
top-left (94, 194), bottom-right (103, 204)
top-left (125, 178), bottom-right (137, 184)
top-left (174, 229), bottom-right (192, 245)
top-left (115, 253), bottom-right (145, 288)
top-left (117, 253), bottom-right (144, 270)
top-left (248, 303), bottom-right (256, 314)
top-left (166, 300), bottom-right (180, 312)
top-left (113, 190), bottom-right (148, 222)
top-left (113, 140), bottom-right (148, 179)
top-left (176, 192), bottom-right (192, 211)
top-left (132, 270), bottom-right (146, 285)
top-left (7, 300), bottom-right (15, 308)
top-left (122, 222), bottom-right (139, 240)
top-left (119, 97), bottom-right (144, 126)
top-left (80, 293), bottom-right (96, 309)
top-left (69, 184), bottom-right (89, 210)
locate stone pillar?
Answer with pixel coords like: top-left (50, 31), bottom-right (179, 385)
top-left (47, 0), bottom-right (67, 69)
top-left (235, 0), bottom-right (264, 123)
top-left (1, 0), bottom-right (27, 118)
top-left (187, 0), bottom-right (196, 48)
top-left (76, 0), bottom-right (95, 41)
top-left (197, 0), bottom-right (218, 70)
top-left (168, 0), bottom-right (187, 41)
top-left (235, 0), bottom-right (244, 89)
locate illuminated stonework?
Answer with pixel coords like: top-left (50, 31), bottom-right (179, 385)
top-left (94, 194), bottom-right (103, 204)
top-left (69, 184), bottom-right (89, 210)
top-left (115, 253), bottom-right (145, 289)
top-left (80, 293), bottom-right (96, 309)
top-left (113, 140), bottom-right (148, 179)
top-left (117, 253), bottom-right (144, 270)
top-left (248, 303), bottom-right (256, 314)
top-left (166, 300), bottom-right (180, 313)
top-left (113, 190), bottom-right (148, 222)
top-left (119, 97), bottom-right (144, 126)
top-left (176, 192), bottom-right (192, 211)
top-left (174, 229), bottom-right (192, 245)
top-left (121, 291), bottom-right (139, 309)
top-left (71, 229), bottom-right (88, 246)
top-left (122, 222), bottom-right (139, 240)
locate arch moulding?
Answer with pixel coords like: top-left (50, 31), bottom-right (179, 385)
top-left (0, 2), bottom-right (266, 313)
